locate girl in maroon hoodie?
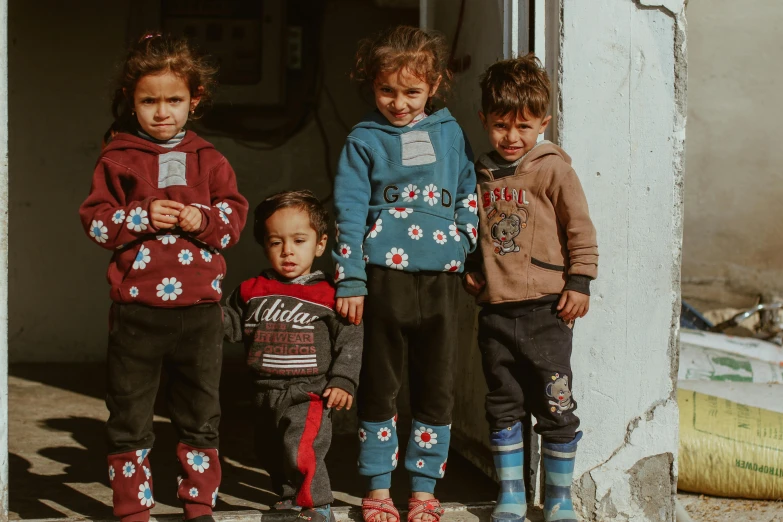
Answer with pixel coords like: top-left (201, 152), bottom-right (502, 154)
top-left (79, 34), bottom-right (247, 522)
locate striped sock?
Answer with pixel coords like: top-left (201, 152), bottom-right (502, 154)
top-left (490, 422), bottom-right (526, 522)
top-left (541, 431), bottom-right (582, 522)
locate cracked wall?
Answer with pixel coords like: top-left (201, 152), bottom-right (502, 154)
top-left (559, 0), bottom-right (686, 520)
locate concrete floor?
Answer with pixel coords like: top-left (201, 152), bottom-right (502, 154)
top-left (8, 362), bottom-right (546, 521)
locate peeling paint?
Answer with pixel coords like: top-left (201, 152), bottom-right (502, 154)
top-left (629, 454), bottom-right (675, 521)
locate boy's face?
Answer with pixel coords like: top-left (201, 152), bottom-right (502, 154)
top-left (480, 110), bottom-right (552, 163)
top-left (374, 67), bottom-right (440, 127)
top-left (263, 207), bottom-right (327, 280)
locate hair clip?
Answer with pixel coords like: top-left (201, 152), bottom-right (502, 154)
top-left (140, 32), bottom-right (161, 42)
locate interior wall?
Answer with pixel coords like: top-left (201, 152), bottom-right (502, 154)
top-left (682, 0), bottom-right (783, 307)
top-left (8, 0), bottom-right (416, 362)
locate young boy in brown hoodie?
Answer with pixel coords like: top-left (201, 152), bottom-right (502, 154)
top-left (463, 54), bottom-right (598, 522)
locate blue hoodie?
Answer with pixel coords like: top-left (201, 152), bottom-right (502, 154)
top-left (332, 108), bottom-right (479, 298)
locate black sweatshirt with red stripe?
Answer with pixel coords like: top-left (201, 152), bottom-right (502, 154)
top-left (79, 131), bottom-right (248, 307)
top-left (223, 271), bottom-right (363, 395)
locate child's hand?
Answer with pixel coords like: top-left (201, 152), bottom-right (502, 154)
top-left (323, 387), bottom-right (353, 410)
top-left (557, 290), bottom-right (590, 322)
top-left (150, 200), bottom-right (184, 229)
top-left (463, 272), bottom-right (486, 296)
top-left (336, 296), bottom-right (364, 325)
top-left (178, 205), bottom-right (203, 232)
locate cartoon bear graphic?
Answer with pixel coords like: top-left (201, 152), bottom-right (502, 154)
top-left (546, 374), bottom-right (574, 414)
top-left (491, 213), bottom-right (522, 256)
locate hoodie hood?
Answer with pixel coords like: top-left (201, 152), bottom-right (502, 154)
top-left (477, 140), bottom-right (572, 179)
top-left (101, 130), bottom-right (215, 158)
top-left (353, 108), bottom-right (456, 134)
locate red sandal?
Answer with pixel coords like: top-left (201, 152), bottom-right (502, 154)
top-left (407, 498), bottom-right (445, 522)
top-left (362, 498), bottom-right (400, 522)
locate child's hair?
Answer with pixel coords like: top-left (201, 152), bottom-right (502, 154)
top-left (479, 53), bottom-right (551, 118)
top-left (253, 190), bottom-right (329, 245)
top-left (110, 33), bottom-right (218, 133)
top-left (352, 25), bottom-right (452, 103)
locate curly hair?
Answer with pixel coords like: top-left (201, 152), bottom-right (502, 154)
top-left (351, 25), bottom-right (452, 103)
top-left (253, 190), bottom-right (329, 245)
top-left (110, 33), bottom-right (218, 133)
top-left (479, 53), bottom-right (551, 118)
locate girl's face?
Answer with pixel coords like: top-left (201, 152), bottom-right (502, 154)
top-left (374, 67), bottom-right (440, 127)
top-left (132, 70), bottom-right (199, 141)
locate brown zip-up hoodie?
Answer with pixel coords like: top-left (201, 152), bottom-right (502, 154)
top-left (469, 141), bottom-right (598, 305)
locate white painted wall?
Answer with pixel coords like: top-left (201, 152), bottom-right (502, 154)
top-left (682, 0), bottom-right (783, 306)
top-left (559, 1), bottom-right (684, 520)
top-left (7, 0), bottom-right (415, 362)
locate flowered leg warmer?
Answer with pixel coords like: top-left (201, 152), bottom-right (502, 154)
top-left (542, 431), bottom-right (582, 522)
top-left (404, 419), bottom-right (451, 494)
top-left (176, 443), bottom-right (222, 520)
top-left (358, 416), bottom-right (399, 490)
top-left (107, 448), bottom-right (154, 522)
top-left (490, 423), bottom-right (526, 522)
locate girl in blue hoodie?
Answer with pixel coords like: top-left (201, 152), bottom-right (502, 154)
top-left (332, 26), bottom-right (479, 522)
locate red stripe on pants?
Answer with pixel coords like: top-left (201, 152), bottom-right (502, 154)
top-left (295, 393), bottom-right (324, 508)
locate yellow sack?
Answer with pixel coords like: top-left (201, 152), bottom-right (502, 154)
top-left (679, 390), bottom-right (783, 499)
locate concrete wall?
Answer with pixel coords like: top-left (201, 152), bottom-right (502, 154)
top-left (7, 0), bottom-right (415, 362)
top-left (1, 0), bottom-right (8, 514)
top-left (681, 0), bottom-right (783, 307)
top-left (560, 1), bottom-right (684, 520)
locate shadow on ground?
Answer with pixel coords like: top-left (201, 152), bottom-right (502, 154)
top-left (9, 361), bottom-right (497, 519)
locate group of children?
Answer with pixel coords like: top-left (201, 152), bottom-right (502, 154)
top-left (80, 25), bottom-right (597, 522)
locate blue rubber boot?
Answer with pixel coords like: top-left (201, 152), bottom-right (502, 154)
top-left (490, 422), bottom-right (526, 522)
top-left (541, 432), bottom-right (582, 522)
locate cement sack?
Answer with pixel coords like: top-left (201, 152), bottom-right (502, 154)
top-left (679, 381), bottom-right (783, 414)
top-left (679, 344), bottom-right (783, 383)
top-left (678, 390), bottom-right (783, 499)
top-left (681, 329), bottom-right (783, 366)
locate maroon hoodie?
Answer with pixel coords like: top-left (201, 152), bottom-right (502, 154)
top-left (79, 131), bottom-right (248, 307)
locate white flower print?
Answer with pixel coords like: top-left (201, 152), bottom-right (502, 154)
top-left (143, 466), bottom-right (151, 479)
top-left (415, 426), bottom-right (438, 449)
top-left (444, 260), bottom-right (462, 272)
top-left (215, 202), bottom-right (233, 215)
top-left (449, 223), bottom-right (461, 241)
top-left (439, 460), bottom-right (448, 477)
top-left (392, 446), bottom-right (399, 468)
top-left (90, 220), bottom-right (109, 244)
top-left (108, 465), bottom-right (116, 481)
top-left (178, 249), bottom-right (194, 265)
top-left (111, 209), bottom-right (126, 225)
top-left (389, 207), bottom-right (413, 219)
top-left (407, 225), bottom-right (423, 240)
top-left (416, 459), bottom-right (425, 469)
top-left (423, 184), bottom-right (441, 206)
top-left (219, 211), bottom-right (230, 224)
top-left (138, 481), bottom-right (154, 507)
top-left (157, 233), bottom-right (179, 245)
top-left (126, 207), bottom-right (149, 232)
top-left (339, 244), bottom-right (352, 258)
top-left (201, 249), bottom-right (213, 262)
top-left (393, 414), bottom-right (398, 428)
top-left (358, 428), bottom-right (367, 443)
top-left (402, 184), bottom-right (420, 202)
top-left (212, 488), bottom-right (219, 507)
top-left (157, 277), bottom-right (183, 301)
top-left (177, 475), bottom-right (183, 486)
top-left (129, 286), bottom-right (139, 298)
top-left (136, 448), bottom-right (150, 464)
top-left (433, 230), bottom-right (448, 245)
top-left (377, 427), bottom-right (392, 442)
top-left (187, 450), bottom-right (211, 473)
top-left (132, 246), bottom-right (151, 270)
top-left (466, 223), bottom-right (478, 245)
top-left (363, 254), bottom-right (370, 264)
top-left (462, 194), bottom-right (478, 214)
top-left (220, 234), bottom-right (231, 249)
top-left (123, 461), bottom-right (136, 478)
top-left (367, 218), bottom-right (383, 239)
top-left (211, 274), bottom-right (224, 295)
top-left (189, 487), bottom-right (199, 498)
top-left (335, 223), bottom-right (341, 242)
top-left (385, 248), bottom-right (409, 270)
top-left (334, 264), bottom-right (345, 281)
